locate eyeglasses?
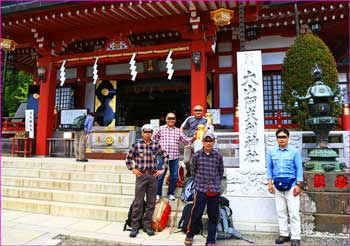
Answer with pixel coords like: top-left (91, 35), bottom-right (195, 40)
top-left (277, 135), bottom-right (287, 139)
top-left (194, 109), bottom-right (202, 112)
top-left (143, 131), bottom-right (153, 134)
top-left (166, 117), bottom-right (176, 120)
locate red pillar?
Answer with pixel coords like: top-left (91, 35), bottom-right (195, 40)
top-left (36, 57), bottom-right (57, 156)
top-left (342, 103), bottom-right (350, 131)
top-left (191, 40), bottom-right (207, 112)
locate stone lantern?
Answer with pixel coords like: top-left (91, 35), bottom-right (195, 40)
top-left (294, 64), bottom-right (350, 234)
top-left (292, 64), bottom-right (345, 172)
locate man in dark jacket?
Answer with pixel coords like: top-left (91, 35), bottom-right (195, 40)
top-left (184, 132), bottom-right (224, 246)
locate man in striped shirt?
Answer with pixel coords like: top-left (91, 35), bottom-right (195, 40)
top-left (184, 132), bottom-right (224, 246)
top-left (126, 124), bottom-right (169, 238)
top-left (152, 112), bottom-right (195, 201)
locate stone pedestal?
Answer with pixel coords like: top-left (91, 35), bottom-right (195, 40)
top-left (301, 171), bottom-right (350, 234)
top-left (85, 126), bottom-right (139, 159)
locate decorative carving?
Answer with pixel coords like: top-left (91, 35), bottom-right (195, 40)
top-left (226, 169), bottom-right (269, 195)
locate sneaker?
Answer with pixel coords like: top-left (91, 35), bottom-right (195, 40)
top-left (184, 237), bottom-right (193, 246)
top-left (156, 195), bottom-right (160, 201)
top-left (143, 228), bottom-right (155, 236)
top-left (129, 228), bottom-right (138, 238)
top-left (291, 240), bottom-right (300, 246)
top-left (275, 235), bottom-right (290, 244)
top-left (168, 194), bottom-right (176, 201)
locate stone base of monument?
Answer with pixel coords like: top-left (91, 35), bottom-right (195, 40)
top-left (301, 171), bottom-right (350, 234)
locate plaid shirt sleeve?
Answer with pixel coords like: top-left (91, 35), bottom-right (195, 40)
top-left (179, 129), bottom-right (192, 145)
top-left (125, 142), bottom-right (137, 170)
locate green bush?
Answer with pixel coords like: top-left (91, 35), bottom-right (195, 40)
top-left (281, 34), bottom-right (339, 129)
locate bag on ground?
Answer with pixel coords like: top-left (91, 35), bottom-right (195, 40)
top-left (152, 198), bottom-right (172, 232)
top-left (72, 115), bottom-right (86, 130)
top-left (166, 163), bottom-right (185, 188)
top-left (123, 199), bottom-right (146, 231)
top-left (177, 203), bottom-right (203, 235)
top-left (216, 202), bottom-right (253, 243)
top-left (181, 177), bottom-right (195, 202)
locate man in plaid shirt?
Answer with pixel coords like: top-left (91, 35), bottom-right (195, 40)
top-left (152, 112), bottom-right (195, 201)
top-left (184, 132), bottom-right (224, 246)
top-left (126, 124), bottom-right (169, 238)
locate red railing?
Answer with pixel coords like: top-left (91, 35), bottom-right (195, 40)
top-left (264, 111), bottom-right (298, 129)
top-left (2, 117), bottom-right (26, 138)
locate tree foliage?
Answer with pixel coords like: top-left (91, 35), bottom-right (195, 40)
top-left (2, 69), bottom-right (32, 117)
top-left (281, 34), bottom-right (339, 129)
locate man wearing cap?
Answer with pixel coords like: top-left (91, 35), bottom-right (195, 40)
top-left (184, 132), bottom-right (224, 246)
top-left (180, 105), bottom-right (209, 176)
top-left (126, 124), bottom-right (169, 238)
top-left (152, 112), bottom-right (195, 201)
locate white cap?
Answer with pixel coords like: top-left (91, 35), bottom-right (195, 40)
top-left (141, 124), bottom-right (153, 132)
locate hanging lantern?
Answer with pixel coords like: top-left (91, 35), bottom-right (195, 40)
top-left (1, 38), bottom-right (17, 51)
top-left (210, 8), bottom-right (234, 27)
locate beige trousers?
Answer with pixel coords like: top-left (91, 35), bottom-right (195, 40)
top-left (74, 130), bottom-right (86, 160)
top-left (275, 186), bottom-right (301, 240)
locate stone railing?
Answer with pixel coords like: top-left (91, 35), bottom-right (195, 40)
top-left (215, 130), bottom-right (350, 169)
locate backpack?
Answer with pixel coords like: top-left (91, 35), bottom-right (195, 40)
top-left (216, 203), bottom-right (253, 243)
top-left (177, 203), bottom-right (203, 235)
top-left (166, 164), bottom-right (185, 188)
top-left (123, 199), bottom-right (146, 231)
top-left (72, 115), bottom-right (86, 130)
top-left (152, 198), bottom-right (171, 232)
top-left (181, 177), bottom-right (195, 202)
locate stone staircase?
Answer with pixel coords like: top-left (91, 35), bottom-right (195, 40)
top-left (1, 157), bottom-right (185, 225)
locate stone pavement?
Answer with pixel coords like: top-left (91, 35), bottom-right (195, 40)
top-left (2, 210), bottom-right (349, 245)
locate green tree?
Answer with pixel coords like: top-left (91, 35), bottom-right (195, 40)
top-left (2, 69), bottom-right (32, 117)
top-left (281, 34), bottom-right (339, 129)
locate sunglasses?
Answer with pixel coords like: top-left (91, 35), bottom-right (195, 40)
top-left (277, 136), bottom-right (287, 139)
top-left (167, 117), bottom-right (176, 120)
top-left (143, 131), bottom-right (153, 134)
top-left (194, 109), bottom-right (202, 112)
top-left (204, 140), bottom-right (214, 143)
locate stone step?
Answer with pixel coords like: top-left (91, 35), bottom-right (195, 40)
top-left (2, 167), bottom-right (133, 183)
top-left (2, 176), bottom-right (184, 196)
top-left (2, 186), bottom-right (187, 210)
top-left (2, 176), bottom-right (135, 195)
top-left (1, 197), bottom-right (186, 225)
top-left (1, 157), bottom-right (127, 173)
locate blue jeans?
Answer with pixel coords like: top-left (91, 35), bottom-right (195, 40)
top-left (186, 191), bottom-right (219, 244)
top-left (157, 158), bottom-right (179, 196)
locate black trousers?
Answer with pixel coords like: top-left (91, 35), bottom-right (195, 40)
top-left (186, 190), bottom-right (220, 244)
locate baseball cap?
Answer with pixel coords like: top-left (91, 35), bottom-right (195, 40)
top-left (141, 124), bottom-right (153, 132)
top-left (202, 132), bottom-right (215, 141)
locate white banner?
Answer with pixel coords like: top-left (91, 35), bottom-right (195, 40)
top-left (237, 51), bottom-right (265, 170)
top-left (25, 109), bottom-right (34, 139)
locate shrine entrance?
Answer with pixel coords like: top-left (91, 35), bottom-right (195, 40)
top-left (116, 76), bottom-right (190, 127)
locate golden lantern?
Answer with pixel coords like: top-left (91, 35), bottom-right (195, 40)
top-left (210, 8), bottom-right (234, 27)
top-left (1, 38), bottom-right (17, 51)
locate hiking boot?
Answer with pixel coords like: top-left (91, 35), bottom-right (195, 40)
top-left (275, 235), bottom-right (290, 244)
top-left (143, 228), bottom-right (155, 236)
top-left (184, 237), bottom-right (193, 246)
top-left (129, 228), bottom-right (138, 238)
top-left (291, 240), bottom-right (300, 246)
top-left (168, 194), bottom-right (176, 201)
